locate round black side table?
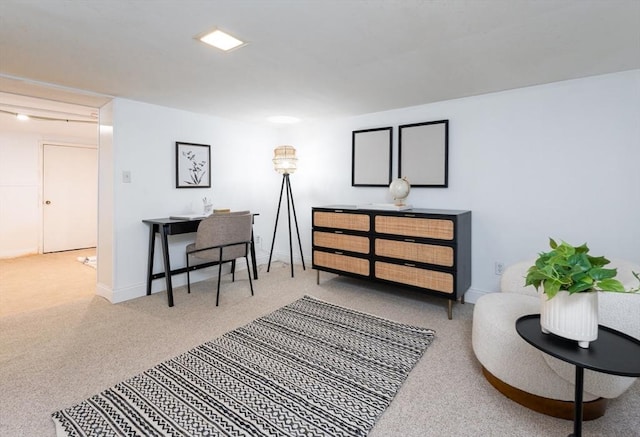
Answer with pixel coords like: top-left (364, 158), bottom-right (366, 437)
top-left (516, 314), bottom-right (640, 437)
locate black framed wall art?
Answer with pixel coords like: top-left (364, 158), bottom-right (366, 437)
top-left (352, 127), bottom-right (392, 187)
top-left (398, 120), bottom-right (448, 187)
top-left (176, 142), bottom-right (211, 188)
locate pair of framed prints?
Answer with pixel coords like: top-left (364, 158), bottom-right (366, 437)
top-left (351, 119), bottom-right (448, 188)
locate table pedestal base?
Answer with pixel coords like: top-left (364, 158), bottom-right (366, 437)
top-left (570, 366), bottom-right (584, 437)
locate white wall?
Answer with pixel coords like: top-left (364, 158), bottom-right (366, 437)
top-left (286, 70), bottom-right (640, 301)
top-left (103, 70), bottom-right (639, 304)
top-left (0, 130), bottom-right (97, 258)
top-left (0, 132), bottom-right (41, 257)
top-left (103, 99), bottom-right (280, 302)
top-left (97, 102), bottom-right (114, 295)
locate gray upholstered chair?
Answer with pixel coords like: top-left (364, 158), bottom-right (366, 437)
top-left (472, 259), bottom-right (639, 420)
top-left (186, 212), bottom-right (254, 306)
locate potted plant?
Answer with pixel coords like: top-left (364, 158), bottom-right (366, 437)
top-left (525, 238), bottom-right (639, 348)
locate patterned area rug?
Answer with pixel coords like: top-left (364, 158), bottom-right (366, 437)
top-left (52, 296), bottom-right (435, 437)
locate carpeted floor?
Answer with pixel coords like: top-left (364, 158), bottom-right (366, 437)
top-left (1, 260), bottom-right (638, 436)
top-left (0, 248), bottom-right (96, 317)
top-left (52, 296), bottom-right (436, 436)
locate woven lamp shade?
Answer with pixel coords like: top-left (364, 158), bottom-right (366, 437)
top-left (273, 145), bottom-right (297, 174)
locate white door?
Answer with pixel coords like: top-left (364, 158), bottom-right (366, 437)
top-left (43, 144), bottom-right (98, 253)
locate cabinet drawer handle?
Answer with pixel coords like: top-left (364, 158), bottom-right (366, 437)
top-left (404, 238), bottom-right (415, 242)
top-left (335, 251), bottom-right (344, 255)
top-left (404, 214), bottom-right (416, 217)
top-left (404, 263), bottom-right (416, 267)
top-left (334, 230), bottom-right (343, 234)
top-left (334, 209), bottom-right (343, 213)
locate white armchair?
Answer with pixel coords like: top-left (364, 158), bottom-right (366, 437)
top-left (472, 259), bottom-right (639, 420)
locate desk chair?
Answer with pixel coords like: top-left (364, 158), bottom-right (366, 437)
top-left (186, 212), bottom-right (254, 306)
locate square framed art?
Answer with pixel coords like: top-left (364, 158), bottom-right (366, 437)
top-left (176, 142), bottom-right (211, 188)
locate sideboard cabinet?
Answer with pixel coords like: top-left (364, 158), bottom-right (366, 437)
top-left (312, 206), bottom-right (471, 319)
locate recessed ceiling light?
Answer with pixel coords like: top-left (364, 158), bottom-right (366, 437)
top-left (198, 29), bottom-right (246, 51)
top-left (16, 114), bottom-right (30, 121)
top-left (267, 116), bottom-right (301, 124)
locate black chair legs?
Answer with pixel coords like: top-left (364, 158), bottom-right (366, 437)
top-left (190, 243), bottom-right (254, 307)
top-left (246, 255), bottom-right (254, 296)
top-left (186, 257), bottom-right (191, 294)
top-left (231, 259), bottom-right (236, 282)
top-left (216, 259), bottom-right (223, 307)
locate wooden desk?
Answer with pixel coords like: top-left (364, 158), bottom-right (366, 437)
top-left (142, 215), bottom-right (259, 307)
top-left (516, 314), bottom-right (640, 437)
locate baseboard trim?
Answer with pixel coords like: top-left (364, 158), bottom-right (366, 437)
top-left (97, 253), bottom-right (274, 304)
top-left (97, 282), bottom-right (146, 304)
top-left (461, 287), bottom-right (487, 304)
top-left (481, 366), bottom-right (607, 421)
top-left (95, 282), bottom-right (114, 302)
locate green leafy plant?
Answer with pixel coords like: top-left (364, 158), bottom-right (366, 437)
top-left (525, 238), bottom-right (640, 299)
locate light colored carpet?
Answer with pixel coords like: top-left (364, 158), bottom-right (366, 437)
top-left (52, 295), bottom-right (436, 436)
top-left (1, 261), bottom-right (638, 436)
top-left (0, 249), bottom-right (96, 317)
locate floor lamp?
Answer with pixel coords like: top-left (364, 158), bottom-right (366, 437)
top-left (267, 145), bottom-right (306, 277)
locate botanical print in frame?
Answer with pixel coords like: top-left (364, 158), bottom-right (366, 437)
top-left (176, 142), bottom-right (211, 188)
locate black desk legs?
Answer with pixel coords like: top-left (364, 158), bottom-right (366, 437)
top-left (145, 218), bottom-right (259, 308)
top-left (146, 225), bottom-right (156, 296)
top-left (159, 225), bottom-right (175, 307)
top-left (571, 366), bottom-right (585, 437)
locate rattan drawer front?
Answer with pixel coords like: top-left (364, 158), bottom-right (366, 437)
top-left (314, 251), bottom-right (369, 276)
top-left (314, 211), bottom-right (370, 232)
top-left (375, 261), bottom-right (454, 293)
top-left (375, 239), bottom-right (453, 266)
top-left (375, 216), bottom-right (454, 240)
top-left (314, 231), bottom-right (369, 254)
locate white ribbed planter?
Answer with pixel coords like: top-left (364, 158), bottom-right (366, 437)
top-left (540, 290), bottom-right (598, 348)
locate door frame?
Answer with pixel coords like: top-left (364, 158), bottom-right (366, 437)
top-left (39, 140), bottom-right (98, 254)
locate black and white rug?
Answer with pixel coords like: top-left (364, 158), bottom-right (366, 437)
top-left (52, 296), bottom-right (435, 437)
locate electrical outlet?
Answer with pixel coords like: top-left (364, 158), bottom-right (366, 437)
top-left (255, 235), bottom-right (262, 248)
top-left (495, 262), bottom-right (505, 275)
top-left (122, 170), bottom-right (132, 183)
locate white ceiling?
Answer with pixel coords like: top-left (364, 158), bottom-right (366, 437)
top-left (0, 0), bottom-right (639, 126)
